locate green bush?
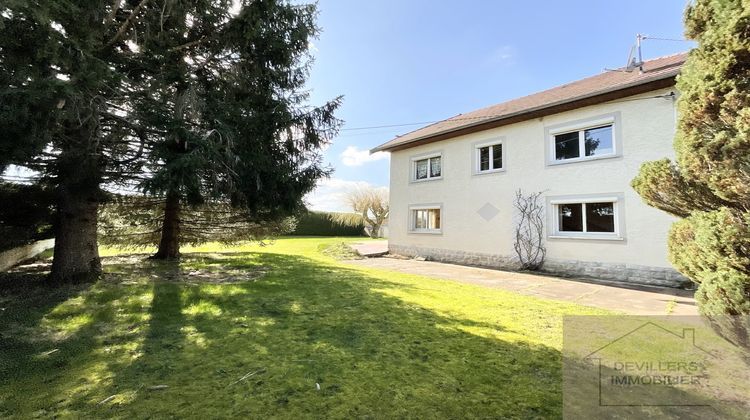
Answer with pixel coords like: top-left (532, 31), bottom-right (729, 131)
top-left (668, 209), bottom-right (750, 316)
top-left (291, 211), bottom-right (364, 236)
top-left (632, 0), bottom-right (750, 317)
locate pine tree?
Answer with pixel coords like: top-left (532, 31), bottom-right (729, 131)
top-left (98, 195), bottom-right (297, 249)
top-left (632, 0), bottom-right (750, 318)
top-left (127, 0), bottom-right (340, 258)
top-left (1, 1), bottom-right (340, 277)
top-left (0, 1), bottom-right (151, 282)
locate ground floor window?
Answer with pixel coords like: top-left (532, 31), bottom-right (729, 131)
top-left (410, 207), bottom-right (441, 233)
top-left (551, 198), bottom-right (620, 239)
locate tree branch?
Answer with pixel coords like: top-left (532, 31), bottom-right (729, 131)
top-left (105, 0), bottom-right (123, 25)
top-left (106, 0), bottom-right (149, 47)
top-left (169, 36), bottom-right (208, 52)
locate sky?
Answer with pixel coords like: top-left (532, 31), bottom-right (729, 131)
top-left (304, 0), bottom-right (693, 212)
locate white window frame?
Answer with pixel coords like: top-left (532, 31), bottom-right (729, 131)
top-left (474, 140), bottom-right (505, 174)
top-left (408, 205), bottom-right (442, 234)
top-left (410, 152), bottom-right (442, 182)
top-left (547, 116), bottom-right (617, 165)
top-left (549, 196), bottom-right (622, 240)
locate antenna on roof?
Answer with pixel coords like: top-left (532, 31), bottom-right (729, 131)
top-left (633, 33), bottom-right (645, 73)
top-left (605, 34), bottom-right (645, 73)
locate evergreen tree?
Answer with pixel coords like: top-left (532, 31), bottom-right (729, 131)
top-left (0, 1), bottom-right (151, 282)
top-left (127, 0), bottom-right (340, 258)
top-left (98, 195), bottom-right (296, 249)
top-left (632, 0), bottom-right (750, 318)
top-left (1, 1), bottom-right (340, 278)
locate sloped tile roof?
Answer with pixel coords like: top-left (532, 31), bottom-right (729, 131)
top-left (372, 52), bottom-right (687, 152)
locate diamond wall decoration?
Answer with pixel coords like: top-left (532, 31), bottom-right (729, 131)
top-left (477, 202), bottom-right (500, 221)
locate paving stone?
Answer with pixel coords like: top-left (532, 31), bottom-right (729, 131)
top-left (389, 244), bottom-right (688, 288)
top-left (347, 256), bottom-right (698, 316)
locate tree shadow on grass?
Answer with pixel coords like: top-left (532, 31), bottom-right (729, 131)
top-left (75, 251), bottom-right (564, 419)
top-left (0, 257), bottom-right (174, 416)
top-left (5, 250), bottom-right (734, 418)
top-left (0, 263), bottom-right (95, 385)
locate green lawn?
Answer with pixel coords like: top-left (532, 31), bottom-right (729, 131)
top-left (0, 237), bottom-right (608, 419)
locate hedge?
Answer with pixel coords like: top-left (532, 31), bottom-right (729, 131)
top-left (291, 211), bottom-right (365, 236)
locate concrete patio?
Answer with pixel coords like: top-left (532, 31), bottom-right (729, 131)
top-left (346, 242), bottom-right (697, 316)
top-left (349, 240), bottom-right (389, 257)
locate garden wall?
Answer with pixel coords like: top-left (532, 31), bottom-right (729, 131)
top-left (0, 239), bottom-right (55, 272)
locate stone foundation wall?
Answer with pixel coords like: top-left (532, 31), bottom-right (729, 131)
top-left (388, 244), bottom-right (689, 288)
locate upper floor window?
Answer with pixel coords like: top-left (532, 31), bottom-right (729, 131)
top-left (545, 113), bottom-right (621, 166)
top-left (554, 124), bottom-right (613, 161)
top-left (412, 154), bottom-right (441, 181)
top-left (475, 141), bottom-right (503, 173)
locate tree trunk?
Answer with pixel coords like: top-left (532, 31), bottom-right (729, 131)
top-left (49, 187), bottom-right (101, 283)
top-left (153, 190), bottom-right (181, 259)
top-left (49, 128), bottom-right (103, 284)
top-left (369, 223), bottom-right (381, 239)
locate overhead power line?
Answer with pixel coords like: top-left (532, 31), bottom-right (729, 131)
top-left (340, 121), bottom-right (439, 131)
top-left (642, 36), bottom-right (692, 42)
top-left (340, 35), bottom-right (688, 135)
top-left (338, 93), bottom-right (675, 134)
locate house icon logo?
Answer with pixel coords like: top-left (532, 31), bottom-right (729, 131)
top-left (582, 321), bottom-right (715, 408)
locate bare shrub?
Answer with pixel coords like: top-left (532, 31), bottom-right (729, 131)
top-left (513, 189), bottom-right (546, 270)
top-left (330, 187), bottom-right (389, 238)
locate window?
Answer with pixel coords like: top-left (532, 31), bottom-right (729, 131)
top-left (475, 141), bottom-right (503, 173)
top-left (551, 198), bottom-right (620, 239)
top-left (410, 207), bottom-right (441, 233)
top-left (413, 154), bottom-right (442, 181)
top-left (558, 202), bottom-right (615, 233)
top-left (553, 124), bottom-right (614, 162)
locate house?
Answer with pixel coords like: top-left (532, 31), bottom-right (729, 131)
top-left (372, 53), bottom-right (689, 287)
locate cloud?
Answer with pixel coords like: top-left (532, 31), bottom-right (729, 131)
top-left (305, 178), bottom-right (388, 213)
top-left (340, 146), bottom-right (389, 167)
top-left (487, 45), bottom-right (515, 64)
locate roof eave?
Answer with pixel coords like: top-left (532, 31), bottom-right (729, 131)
top-left (370, 71), bottom-right (679, 153)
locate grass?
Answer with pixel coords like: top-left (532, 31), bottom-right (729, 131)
top-left (317, 242), bottom-right (363, 260)
top-left (0, 237), bottom-right (610, 418)
top-left (665, 297), bottom-right (677, 315)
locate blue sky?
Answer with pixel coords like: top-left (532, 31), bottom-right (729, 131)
top-left (304, 0), bottom-right (692, 211)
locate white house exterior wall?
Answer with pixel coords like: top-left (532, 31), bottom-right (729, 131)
top-left (387, 88), bottom-right (689, 287)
